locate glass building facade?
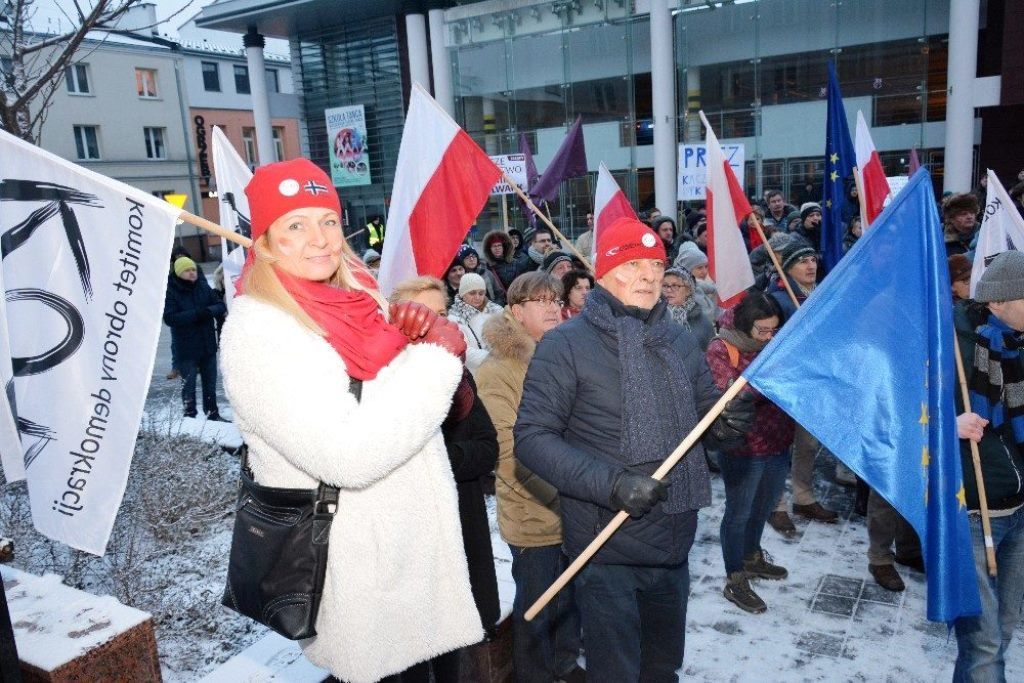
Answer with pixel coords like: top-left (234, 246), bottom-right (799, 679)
top-left (446, 0), bottom-right (956, 239)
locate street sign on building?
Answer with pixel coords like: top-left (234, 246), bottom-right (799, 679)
top-left (677, 142), bottom-right (745, 201)
top-left (325, 105), bottom-right (371, 187)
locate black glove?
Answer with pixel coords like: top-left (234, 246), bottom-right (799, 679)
top-left (710, 391), bottom-right (755, 449)
top-left (609, 470), bottom-right (669, 518)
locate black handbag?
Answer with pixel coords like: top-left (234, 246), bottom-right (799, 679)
top-left (221, 378), bottom-right (362, 640)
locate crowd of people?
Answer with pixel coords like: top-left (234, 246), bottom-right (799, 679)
top-left (159, 156), bottom-right (1024, 682)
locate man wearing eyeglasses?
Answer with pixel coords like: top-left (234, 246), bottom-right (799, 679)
top-left (514, 217), bottom-right (754, 680)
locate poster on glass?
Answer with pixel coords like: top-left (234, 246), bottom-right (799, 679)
top-left (326, 105), bottom-right (371, 187)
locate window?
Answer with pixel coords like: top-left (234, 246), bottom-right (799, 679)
top-left (272, 127), bottom-right (284, 162)
top-left (201, 61), bottom-right (220, 92)
top-left (241, 127), bottom-right (256, 166)
top-left (65, 63), bottom-right (90, 94)
top-left (265, 68), bottom-right (279, 93)
top-left (1, 57), bottom-right (12, 89)
top-left (73, 125), bottom-right (100, 160)
top-left (144, 127), bottom-right (166, 159)
top-left (234, 65), bottom-right (250, 94)
top-left (135, 68), bottom-right (158, 98)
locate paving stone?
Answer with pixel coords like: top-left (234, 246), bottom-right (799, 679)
top-left (818, 575), bottom-right (864, 599)
top-left (810, 593), bottom-right (857, 617)
top-left (795, 631), bottom-right (845, 658)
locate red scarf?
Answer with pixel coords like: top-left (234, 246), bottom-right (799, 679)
top-left (273, 268), bottom-right (408, 380)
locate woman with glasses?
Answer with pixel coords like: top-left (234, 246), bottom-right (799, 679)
top-left (448, 272), bottom-right (503, 371)
top-left (661, 267), bottom-right (714, 350)
top-left (705, 292), bottom-right (794, 615)
top-left (560, 269), bottom-right (593, 320)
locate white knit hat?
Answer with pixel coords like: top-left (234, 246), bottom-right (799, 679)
top-left (458, 272), bottom-right (486, 296)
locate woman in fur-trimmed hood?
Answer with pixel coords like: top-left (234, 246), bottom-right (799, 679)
top-left (220, 159), bottom-right (481, 683)
top-left (481, 229), bottom-right (521, 305)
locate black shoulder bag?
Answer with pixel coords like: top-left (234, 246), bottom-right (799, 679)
top-left (221, 377), bottom-right (362, 640)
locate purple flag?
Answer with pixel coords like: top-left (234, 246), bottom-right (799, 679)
top-left (529, 116), bottom-right (588, 204)
top-left (519, 132), bottom-right (539, 227)
top-left (909, 147), bottom-right (921, 175)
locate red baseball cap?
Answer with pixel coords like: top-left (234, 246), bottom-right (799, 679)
top-left (244, 159), bottom-right (342, 241)
top-left (595, 216), bottom-right (667, 279)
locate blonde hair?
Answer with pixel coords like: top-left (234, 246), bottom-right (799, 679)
top-left (388, 275), bottom-right (448, 306)
top-left (240, 234), bottom-right (389, 336)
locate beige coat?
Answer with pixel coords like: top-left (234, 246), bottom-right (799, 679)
top-left (221, 296), bottom-right (481, 683)
top-left (475, 309), bottom-right (562, 547)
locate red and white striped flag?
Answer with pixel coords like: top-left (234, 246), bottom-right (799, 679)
top-left (378, 85), bottom-right (501, 296)
top-left (699, 111), bottom-right (754, 307)
top-left (855, 110), bottom-right (890, 226)
top-left (592, 162), bottom-right (635, 261)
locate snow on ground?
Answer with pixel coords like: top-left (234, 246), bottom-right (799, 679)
top-left (3, 302), bottom-right (1023, 681)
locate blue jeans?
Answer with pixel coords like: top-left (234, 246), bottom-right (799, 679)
top-left (508, 544), bottom-right (580, 683)
top-left (574, 512), bottom-right (696, 682)
top-left (954, 507), bottom-right (1024, 682)
top-left (178, 352), bottom-right (219, 416)
top-left (719, 452), bottom-right (791, 574)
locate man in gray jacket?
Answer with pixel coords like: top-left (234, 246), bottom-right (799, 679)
top-left (514, 216), bottom-right (753, 681)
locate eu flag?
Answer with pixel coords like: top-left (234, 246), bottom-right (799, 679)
top-left (744, 169), bottom-right (981, 623)
top-left (821, 62), bottom-right (857, 274)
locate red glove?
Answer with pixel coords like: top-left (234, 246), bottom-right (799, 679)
top-left (449, 368), bottom-right (476, 422)
top-left (420, 316), bottom-right (467, 361)
top-left (389, 301), bottom-right (437, 341)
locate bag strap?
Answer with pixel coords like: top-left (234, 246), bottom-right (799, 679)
top-left (240, 377), bottom-right (364, 511)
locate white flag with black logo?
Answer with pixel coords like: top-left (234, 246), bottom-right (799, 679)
top-left (970, 169), bottom-right (1024, 297)
top-left (0, 130), bottom-right (177, 554)
top-left (211, 126), bottom-right (252, 307)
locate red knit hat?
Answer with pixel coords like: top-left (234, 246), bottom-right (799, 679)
top-left (595, 216), bottom-right (667, 279)
top-left (244, 159), bottom-right (342, 241)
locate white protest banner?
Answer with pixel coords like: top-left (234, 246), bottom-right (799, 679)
top-left (882, 175), bottom-right (910, 207)
top-left (211, 126), bottom-right (252, 308)
top-left (677, 142), bottom-right (745, 201)
top-left (326, 105), bottom-right (371, 187)
top-left (0, 263), bottom-right (21, 481)
top-left (970, 169), bottom-right (1024, 297)
top-left (489, 154), bottom-right (528, 195)
top-left (0, 130), bottom-right (177, 554)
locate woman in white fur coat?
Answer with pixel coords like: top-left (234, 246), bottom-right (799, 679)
top-left (220, 159), bottom-right (482, 683)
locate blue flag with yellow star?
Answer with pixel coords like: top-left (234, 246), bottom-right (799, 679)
top-left (821, 61), bottom-right (857, 274)
top-left (744, 169), bottom-right (981, 623)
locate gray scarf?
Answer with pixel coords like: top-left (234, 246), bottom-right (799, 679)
top-left (582, 287), bottom-right (711, 513)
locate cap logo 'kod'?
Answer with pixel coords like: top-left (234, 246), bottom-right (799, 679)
top-left (278, 179), bottom-right (300, 196)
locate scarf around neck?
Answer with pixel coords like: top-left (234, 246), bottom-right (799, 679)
top-left (970, 314), bottom-right (1024, 446)
top-left (274, 268), bottom-right (408, 381)
top-left (582, 286), bottom-right (711, 513)
top-left (718, 327), bottom-right (767, 355)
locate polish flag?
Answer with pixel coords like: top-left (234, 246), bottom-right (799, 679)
top-left (855, 110), bottom-right (890, 226)
top-left (699, 111), bottom-right (754, 307)
top-left (378, 85), bottom-right (502, 296)
top-left (592, 162), bottom-right (636, 261)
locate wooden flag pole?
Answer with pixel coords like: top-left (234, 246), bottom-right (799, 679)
top-left (524, 377), bottom-right (749, 621)
top-left (501, 193), bottom-right (510, 233)
top-left (177, 210), bottom-right (253, 249)
top-left (952, 333), bottom-right (998, 577)
top-left (504, 173), bottom-right (593, 272)
top-left (747, 212), bottom-right (801, 311)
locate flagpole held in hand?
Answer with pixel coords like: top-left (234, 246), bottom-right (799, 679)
top-left (504, 172), bottom-right (594, 273)
top-left (952, 333), bottom-right (998, 577)
top-left (524, 377), bottom-right (749, 621)
top-left (748, 213), bottom-right (800, 311)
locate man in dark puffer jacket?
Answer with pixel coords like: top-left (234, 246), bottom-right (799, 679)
top-left (514, 217), bottom-right (754, 681)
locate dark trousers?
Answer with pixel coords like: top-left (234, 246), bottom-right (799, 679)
top-left (508, 543), bottom-right (581, 682)
top-left (575, 514), bottom-right (696, 683)
top-left (179, 352), bottom-right (218, 416)
top-left (378, 648), bottom-right (461, 683)
top-left (719, 451), bottom-right (791, 574)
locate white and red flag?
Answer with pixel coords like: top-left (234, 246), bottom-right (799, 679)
top-left (699, 111), bottom-right (755, 307)
top-left (592, 162), bottom-right (636, 261)
top-left (855, 110), bottom-right (890, 226)
top-left (970, 169), bottom-right (1024, 297)
top-left (378, 85), bottom-right (501, 296)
